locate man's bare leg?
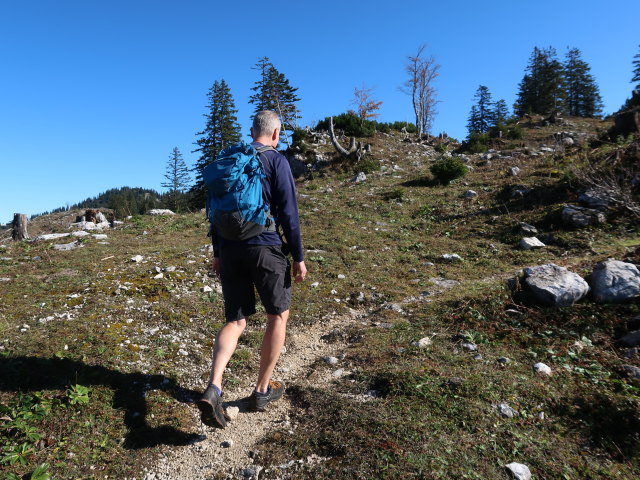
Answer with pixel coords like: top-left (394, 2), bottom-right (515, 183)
top-left (207, 318), bottom-right (246, 389)
top-left (255, 310), bottom-right (289, 393)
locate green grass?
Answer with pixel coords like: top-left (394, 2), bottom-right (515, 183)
top-left (1, 122), bottom-right (640, 478)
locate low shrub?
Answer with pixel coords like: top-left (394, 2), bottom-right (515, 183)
top-left (430, 156), bottom-right (468, 185)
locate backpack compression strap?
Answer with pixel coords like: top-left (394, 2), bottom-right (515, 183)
top-left (254, 145), bottom-right (278, 233)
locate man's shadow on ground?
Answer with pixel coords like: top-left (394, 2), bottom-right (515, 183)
top-left (0, 355), bottom-right (206, 449)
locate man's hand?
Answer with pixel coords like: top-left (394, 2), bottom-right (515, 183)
top-left (211, 257), bottom-right (221, 277)
top-left (293, 261), bottom-right (307, 283)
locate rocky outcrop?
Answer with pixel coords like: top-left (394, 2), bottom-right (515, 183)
top-left (588, 259), bottom-right (640, 303)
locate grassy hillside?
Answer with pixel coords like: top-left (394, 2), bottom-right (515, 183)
top-left (1, 117), bottom-right (639, 479)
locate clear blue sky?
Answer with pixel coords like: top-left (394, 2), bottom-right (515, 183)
top-left (1, 0), bottom-right (638, 224)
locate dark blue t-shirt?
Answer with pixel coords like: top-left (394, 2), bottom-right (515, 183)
top-left (212, 142), bottom-right (304, 262)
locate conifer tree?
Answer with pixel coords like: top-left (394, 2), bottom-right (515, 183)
top-left (514, 47), bottom-right (565, 116)
top-left (563, 48), bottom-right (603, 117)
top-left (467, 85), bottom-right (494, 135)
top-left (191, 79), bottom-right (241, 207)
top-left (632, 44), bottom-right (640, 88)
top-left (493, 99), bottom-right (510, 125)
top-left (162, 147), bottom-right (191, 213)
top-left (249, 57), bottom-right (301, 139)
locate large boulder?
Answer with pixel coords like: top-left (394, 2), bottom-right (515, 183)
top-left (521, 264), bottom-right (590, 306)
top-left (588, 259), bottom-right (640, 303)
top-left (561, 204), bottom-right (606, 228)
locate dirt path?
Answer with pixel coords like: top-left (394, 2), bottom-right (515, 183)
top-left (144, 308), bottom-right (363, 480)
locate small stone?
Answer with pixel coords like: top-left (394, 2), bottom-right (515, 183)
top-left (536, 411), bottom-right (546, 420)
top-left (325, 356), bottom-right (339, 365)
top-left (413, 337), bottom-right (432, 348)
top-left (441, 253), bottom-right (462, 262)
top-left (241, 468), bottom-right (257, 478)
top-left (447, 377), bottom-right (464, 390)
top-left (153, 273), bottom-right (164, 279)
top-left (202, 285), bottom-right (213, 293)
top-left (462, 342), bottom-right (477, 352)
top-left (497, 357), bottom-right (510, 364)
top-left (225, 406), bottom-right (240, 420)
top-left (533, 362), bottom-right (552, 376)
top-left (165, 266), bottom-right (176, 272)
top-left (352, 172), bottom-right (367, 183)
top-left (311, 282), bottom-right (320, 288)
top-left (408, 268), bottom-right (417, 273)
top-left (221, 440), bottom-right (234, 448)
top-left (497, 402), bottom-right (518, 418)
top-left (509, 166), bottom-right (521, 176)
top-left (505, 462), bottom-right (531, 480)
top-left (473, 354), bottom-right (483, 360)
top-left (177, 348), bottom-right (189, 356)
top-left (519, 222), bottom-right (538, 235)
top-left (131, 255), bottom-right (144, 263)
top-left (519, 237), bottom-right (545, 250)
top-left (463, 190), bottom-right (478, 198)
top-left (337, 274), bottom-right (346, 279)
top-left (332, 369), bottom-right (345, 378)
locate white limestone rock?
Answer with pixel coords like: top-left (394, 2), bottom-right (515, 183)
top-left (519, 237), bottom-right (545, 250)
top-left (533, 362), bottom-right (552, 376)
top-left (505, 462), bottom-right (531, 480)
top-left (522, 264), bottom-right (589, 306)
top-left (588, 259), bottom-right (640, 303)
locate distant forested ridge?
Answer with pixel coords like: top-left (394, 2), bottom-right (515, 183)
top-left (30, 186), bottom-right (180, 220)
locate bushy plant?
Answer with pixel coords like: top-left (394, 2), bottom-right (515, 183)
top-left (316, 112), bottom-right (375, 137)
top-left (355, 156), bottom-right (380, 174)
top-left (465, 132), bottom-right (490, 153)
top-left (430, 156), bottom-right (468, 184)
top-left (316, 113), bottom-right (418, 138)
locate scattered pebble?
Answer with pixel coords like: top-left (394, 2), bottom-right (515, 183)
top-left (533, 362), bottom-right (552, 376)
top-left (202, 285), bottom-right (213, 293)
top-left (311, 282), bottom-right (320, 288)
top-left (413, 337), bottom-right (432, 348)
top-left (337, 274), bottom-right (346, 279)
top-left (462, 342), bottom-right (478, 352)
top-left (332, 369), bottom-right (345, 378)
top-left (505, 462), bottom-right (531, 480)
top-left (225, 406), bottom-right (240, 420)
top-left (497, 357), bottom-right (510, 364)
top-left (221, 440), bottom-right (234, 448)
top-left (325, 356), bottom-right (339, 365)
top-left (497, 403), bottom-right (518, 418)
top-left (131, 255), bottom-right (144, 263)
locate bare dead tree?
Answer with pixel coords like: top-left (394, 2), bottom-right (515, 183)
top-left (328, 117), bottom-right (368, 162)
top-left (402, 44), bottom-right (440, 137)
top-left (12, 213), bottom-right (29, 241)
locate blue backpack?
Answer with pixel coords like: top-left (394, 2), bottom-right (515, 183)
top-left (204, 142), bottom-right (277, 241)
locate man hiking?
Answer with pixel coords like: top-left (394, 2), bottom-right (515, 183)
top-left (197, 110), bottom-right (307, 428)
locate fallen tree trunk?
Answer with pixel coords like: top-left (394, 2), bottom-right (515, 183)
top-left (12, 213), bottom-right (29, 241)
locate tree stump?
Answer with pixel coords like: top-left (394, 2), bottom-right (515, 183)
top-left (12, 213), bottom-right (29, 241)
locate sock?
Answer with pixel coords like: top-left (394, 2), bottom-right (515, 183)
top-left (209, 384), bottom-right (222, 396)
top-left (254, 386), bottom-right (271, 396)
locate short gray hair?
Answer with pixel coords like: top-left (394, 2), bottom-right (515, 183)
top-left (252, 110), bottom-right (281, 137)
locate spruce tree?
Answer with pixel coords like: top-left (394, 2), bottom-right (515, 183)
top-left (564, 48), bottom-right (603, 117)
top-left (249, 57), bottom-right (301, 140)
top-left (514, 47), bottom-right (565, 116)
top-left (632, 44), bottom-right (640, 88)
top-left (493, 99), bottom-right (510, 125)
top-left (467, 85), bottom-right (494, 135)
top-left (191, 79), bottom-right (241, 208)
top-left (162, 147), bottom-right (191, 213)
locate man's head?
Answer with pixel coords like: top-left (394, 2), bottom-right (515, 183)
top-left (251, 110), bottom-right (281, 147)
